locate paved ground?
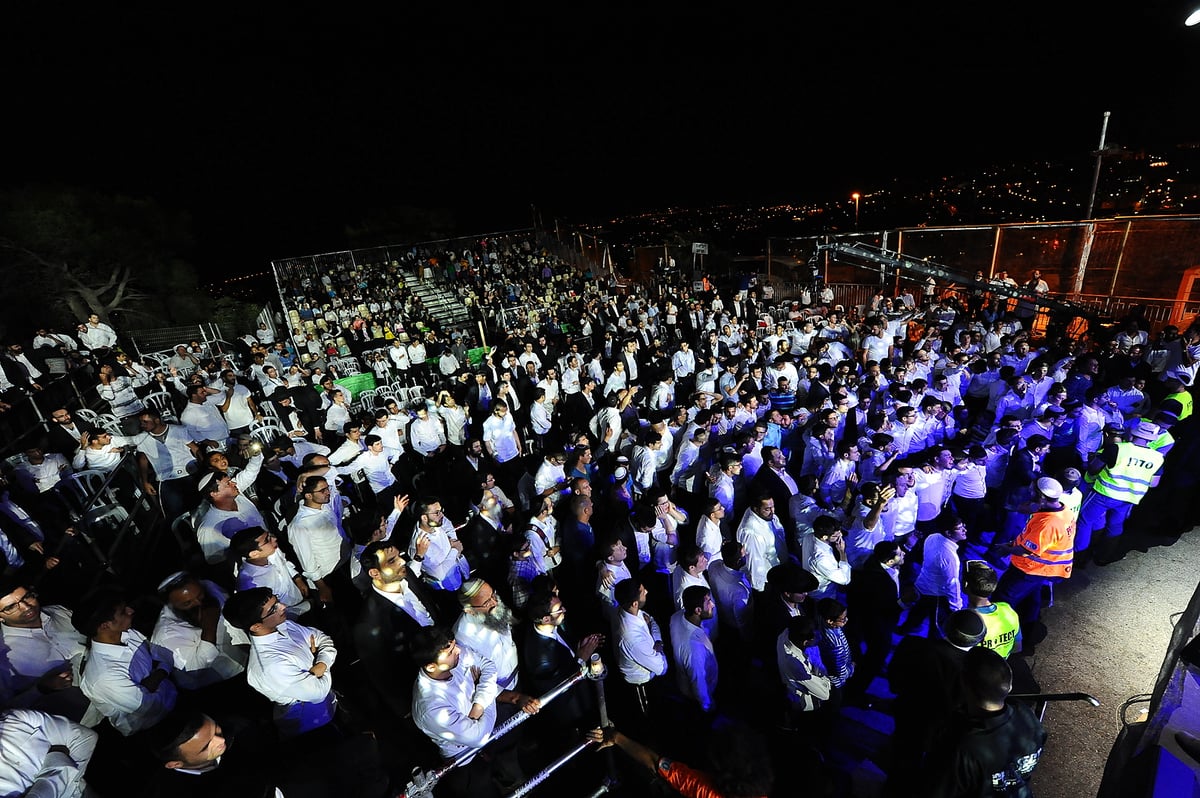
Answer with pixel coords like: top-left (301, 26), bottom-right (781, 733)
top-left (1028, 529), bottom-right (1199, 798)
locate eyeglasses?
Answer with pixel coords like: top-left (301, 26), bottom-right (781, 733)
top-left (259, 600), bottom-right (285, 623)
top-left (469, 592), bottom-right (498, 610)
top-left (0, 589), bottom-right (37, 614)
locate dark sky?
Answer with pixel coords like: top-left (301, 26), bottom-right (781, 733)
top-left (4, 4), bottom-right (1199, 271)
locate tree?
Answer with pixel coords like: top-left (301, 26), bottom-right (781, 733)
top-left (0, 186), bottom-right (198, 335)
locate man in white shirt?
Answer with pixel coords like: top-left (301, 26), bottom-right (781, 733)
top-left (223, 587), bottom-right (336, 738)
top-left (150, 572), bottom-right (247, 690)
top-left (0, 708), bottom-right (97, 798)
top-left (614, 579), bottom-right (667, 686)
top-left (180, 383), bottom-right (232, 448)
top-left (288, 475), bottom-right (353, 608)
top-left (0, 579), bottom-right (92, 721)
top-left (410, 626), bottom-right (534, 792)
top-left (217, 370), bottom-right (260, 434)
top-left (358, 434), bottom-right (399, 499)
top-left (231, 527), bottom-right (312, 619)
top-left (902, 514), bottom-right (968, 636)
top-left (706, 540), bottom-right (754, 642)
top-left (135, 409), bottom-right (202, 519)
top-left (453, 579), bottom-right (522, 695)
top-left (195, 466), bottom-right (266, 565)
top-left (410, 497), bottom-right (470, 591)
top-left (669, 586), bottom-right (718, 713)
top-left (76, 588), bottom-right (178, 736)
top-left (807, 515), bottom-right (852, 600)
top-left (482, 401), bottom-right (521, 467)
top-left (736, 495), bottom-right (786, 593)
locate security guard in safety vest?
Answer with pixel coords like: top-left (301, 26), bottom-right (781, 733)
top-left (964, 560), bottom-right (1022, 659)
top-left (1075, 420), bottom-right (1164, 565)
top-left (992, 477), bottom-right (1074, 633)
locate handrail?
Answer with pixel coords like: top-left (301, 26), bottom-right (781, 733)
top-left (505, 738), bottom-right (597, 798)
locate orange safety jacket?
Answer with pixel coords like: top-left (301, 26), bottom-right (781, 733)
top-left (1011, 507), bottom-right (1075, 579)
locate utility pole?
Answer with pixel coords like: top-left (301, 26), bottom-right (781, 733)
top-left (1072, 111), bottom-right (1111, 300)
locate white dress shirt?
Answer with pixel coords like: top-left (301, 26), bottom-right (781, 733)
top-left (914, 533), bottom-right (964, 611)
top-left (616, 609), bottom-right (667, 685)
top-left (247, 620), bottom-right (337, 738)
top-left (669, 611), bottom-right (717, 712)
top-left (410, 520), bottom-right (470, 591)
top-left (807, 538), bottom-right (852, 599)
top-left (197, 495), bottom-right (266, 564)
top-left (150, 582), bottom-right (247, 690)
top-left (454, 613), bottom-right (519, 690)
top-left (236, 551), bottom-right (311, 618)
top-left (706, 560), bottom-right (753, 639)
top-left (135, 424), bottom-right (196, 482)
top-left (79, 629), bottom-right (177, 736)
top-left (412, 647), bottom-right (500, 761)
top-left (288, 504), bottom-right (349, 583)
top-left (0, 708), bottom-right (98, 798)
top-left (736, 509), bottom-right (784, 592)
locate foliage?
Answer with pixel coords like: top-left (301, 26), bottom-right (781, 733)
top-left (0, 186), bottom-right (209, 337)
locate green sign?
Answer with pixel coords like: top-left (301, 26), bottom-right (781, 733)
top-left (322, 372), bottom-right (377, 400)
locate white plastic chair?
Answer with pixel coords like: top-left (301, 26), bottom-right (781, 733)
top-left (142, 391), bottom-right (177, 422)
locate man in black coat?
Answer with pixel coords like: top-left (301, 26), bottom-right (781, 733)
top-left (44, 407), bottom-right (97, 457)
top-left (353, 539), bottom-right (459, 720)
top-left (520, 591), bottom-right (603, 734)
top-left (562, 376), bottom-right (599, 433)
top-left (844, 540), bottom-right (906, 704)
top-left (458, 490), bottom-right (508, 594)
top-left (886, 609), bottom-right (987, 797)
top-left (750, 446), bottom-right (799, 534)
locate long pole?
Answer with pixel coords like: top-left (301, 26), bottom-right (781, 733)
top-left (1073, 111), bottom-right (1111, 300)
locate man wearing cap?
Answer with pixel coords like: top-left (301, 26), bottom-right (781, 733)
top-left (992, 477), bottom-right (1074, 632)
top-left (1075, 420), bottom-right (1165, 565)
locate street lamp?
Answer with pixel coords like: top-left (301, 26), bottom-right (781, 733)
top-left (851, 193), bottom-right (861, 229)
top-left (1187, 7), bottom-right (1200, 25)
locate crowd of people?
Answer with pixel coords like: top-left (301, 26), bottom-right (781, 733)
top-left (2, 236), bottom-right (1199, 798)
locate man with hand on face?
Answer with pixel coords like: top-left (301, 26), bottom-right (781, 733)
top-left (410, 496), bottom-right (471, 592)
top-left (150, 572), bottom-right (247, 691)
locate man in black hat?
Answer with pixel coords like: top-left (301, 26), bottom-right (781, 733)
top-left (886, 609), bottom-right (987, 796)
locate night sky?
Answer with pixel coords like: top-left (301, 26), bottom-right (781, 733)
top-left (4, 4), bottom-right (1199, 272)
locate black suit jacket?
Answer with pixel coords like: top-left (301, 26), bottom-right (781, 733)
top-left (521, 625), bottom-right (593, 730)
top-left (563, 391), bottom-right (597, 432)
top-left (353, 582), bottom-right (458, 719)
top-left (846, 559), bottom-right (902, 636)
top-left (45, 420), bottom-right (97, 457)
top-left (459, 514), bottom-right (506, 588)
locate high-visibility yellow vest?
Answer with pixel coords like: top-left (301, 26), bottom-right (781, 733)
top-left (1092, 442), bottom-right (1164, 505)
top-left (975, 602), bottom-right (1021, 658)
top-left (1165, 389), bottom-right (1193, 421)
